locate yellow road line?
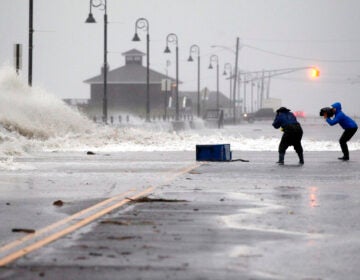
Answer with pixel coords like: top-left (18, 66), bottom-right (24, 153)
top-left (0, 189), bottom-right (136, 254)
top-left (0, 186), bottom-right (154, 267)
top-left (0, 161), bottom-right (202, 267)
top-left (164, 162), bottom-right (202, 183)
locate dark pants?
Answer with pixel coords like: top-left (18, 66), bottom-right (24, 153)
top-left (279, 123), bottom-right (303, 155)
top-left (339, 127), bottom-right (357, 158)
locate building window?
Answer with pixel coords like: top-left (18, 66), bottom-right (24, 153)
top-left (126, 56), bottom-right (134, 62)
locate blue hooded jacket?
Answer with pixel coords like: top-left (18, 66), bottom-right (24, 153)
top-left (326, 102), bottom-right (357, 129)
top-left (272, 108), bottom-right (299, 129)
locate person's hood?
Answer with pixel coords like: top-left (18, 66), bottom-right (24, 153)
top-left (331, 102), bottom-right (342, 112)
top-left (276, 107), bottom-right (291, 113)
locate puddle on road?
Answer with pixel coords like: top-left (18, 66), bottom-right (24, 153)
top-left (220, 191), bottom-right (325, 238)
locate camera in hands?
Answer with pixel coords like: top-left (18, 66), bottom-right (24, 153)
top-left (319, 107), bottom-right (334, 118)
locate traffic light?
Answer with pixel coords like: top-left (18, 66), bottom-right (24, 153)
top-left (310, 67), bottom-right (320, 78)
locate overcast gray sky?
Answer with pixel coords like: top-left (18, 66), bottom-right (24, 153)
top-left (1, 0), bottom-right (360, 115)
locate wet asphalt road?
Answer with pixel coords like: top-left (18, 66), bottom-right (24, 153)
top-left (0, 150), bottom-right (360, 279)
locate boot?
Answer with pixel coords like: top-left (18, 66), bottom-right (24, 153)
top-left (298, 153), bottom-right (304, 165)
top-left (277, 153), bottom-right (285, 165)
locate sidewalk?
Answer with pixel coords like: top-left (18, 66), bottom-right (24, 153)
top-left (1, 150), bottom-right (360, 279)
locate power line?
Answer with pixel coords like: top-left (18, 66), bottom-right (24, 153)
top-left (244, 38), bottom-right (360, 44)
top-left (243, 44), bottom-right (360, 63)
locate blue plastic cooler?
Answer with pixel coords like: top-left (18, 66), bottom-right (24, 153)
top-left (196, 144), bottom-right (232, 161)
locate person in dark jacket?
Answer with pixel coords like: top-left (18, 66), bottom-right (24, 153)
top-left (272, 107), bottom-right (304, 165)
top-left (324, 102), bottom-right (358, 161)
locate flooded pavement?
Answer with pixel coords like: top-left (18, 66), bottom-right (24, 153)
top-left (0, 150), bottom-right (360, 279)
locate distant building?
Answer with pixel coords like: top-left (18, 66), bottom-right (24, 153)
top-left (65, 49), bottom-right (232, 120)
top-left (83, 49), bottom-right (177, 118)
top-left (180, 87), bottom-right (232, 118)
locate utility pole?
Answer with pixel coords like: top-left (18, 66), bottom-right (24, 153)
top-left (28, 0), bottom-right (34, 86)
top-left (256, 79), bottom-right (261, 110)
top-left (243, 78), bottom-right (247, 113)
top-left (250, 80), bottom-right (254, 113)
top-left (260, 70), bottom-right (265, 109)
top-left (266, 76), bottom-right (271, 99)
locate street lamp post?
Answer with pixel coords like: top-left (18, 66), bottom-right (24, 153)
top-left (85, 0), bottom-right (108, 123)
top-left (164, 33), bottom-right (179, 121)
top-left (164, 60), bottom-right (171, 120)
top-left (187, 44), bottom-right (201, 118)
top-left (233, 37), bottom-right (240, 123)
top-left (208, 55), bottom-right (219, 110)
top-left (223, 63), bottom-right (232, 112)
top-left (211, 37), bottom-right (240, 123)
top-left (132, 18), bottom-right (150, 122)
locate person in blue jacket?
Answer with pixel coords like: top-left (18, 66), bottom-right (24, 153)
top-left (272, 107), bottom-right (304, 165)
top-left (324, 102), bottom-right (358, 161)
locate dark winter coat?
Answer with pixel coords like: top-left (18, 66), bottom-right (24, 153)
top-left (272, 111), bottom-right (299, 130)
top-left (326, 102), bottom-right (357, 129)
